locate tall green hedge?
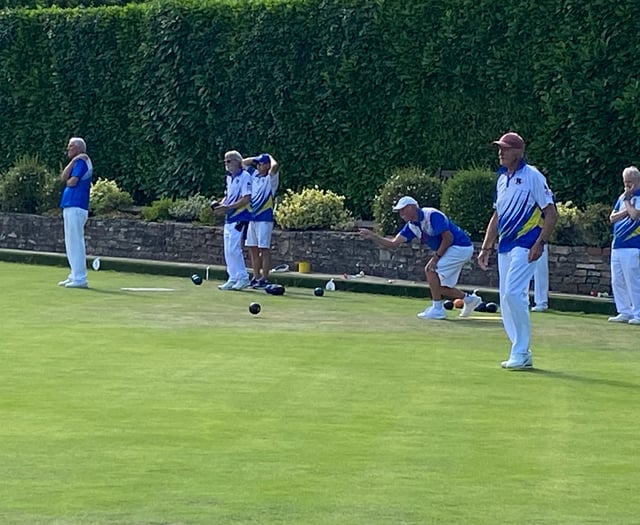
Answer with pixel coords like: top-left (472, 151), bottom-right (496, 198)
top-left (1, 0), bottom-right (639, 217)
top-left (1, 0), bottom-right (140, 7)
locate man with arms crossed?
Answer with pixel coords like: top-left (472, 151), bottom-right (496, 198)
top-left (59, 137), bottom-right (93, 289)
top-left (478, 132), bottom-right (557, 369)
top-left (360, 196), bottom-right (482, 319)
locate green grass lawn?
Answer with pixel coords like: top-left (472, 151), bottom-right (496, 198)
top-left (0, 261), bottom-right (638, 525)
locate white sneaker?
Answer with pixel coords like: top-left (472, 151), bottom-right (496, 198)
top-left (417, 306), bottom-right (446, 320)
top-left (58, 278), bottom-right (71, 286)
top-left (218, 280), bottom-right (237, 290)
top-left (231, 277), bottom-right (251, 290)
top-left (65, 281), bottom-right (88, 289)
top-left (460, 294), bottom-right (482, 317)
top-left (501, 353), bottom-right (533, 370)
top-left (608, 314), bottom-right (631, 323)
top-left (531, 304), bottom-right (548, 312)
top-left (629, 318), bottom-right (640, 325)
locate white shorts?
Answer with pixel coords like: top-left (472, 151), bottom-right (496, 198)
top-left (436, 244), bottom-right (474, 287)
top-left (245, 221), bottom-right (274, 248)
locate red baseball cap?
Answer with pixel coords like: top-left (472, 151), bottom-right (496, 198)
top-left (492, 132), bottom-right (525, 150)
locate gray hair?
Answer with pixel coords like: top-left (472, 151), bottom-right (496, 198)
top-left (224, 150), bottom-right (242, 163)
top-left (622, 166), bottom-right (640, 181)
top-left (69, 137), bottom-right (87, 153)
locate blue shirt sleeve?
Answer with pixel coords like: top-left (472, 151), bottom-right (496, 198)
top-left (399, 223), bottom-right (415, 242)
top-left (429, 210), bottom-right (448, 235)
top-left (71, 159), bottom-right (88, 179)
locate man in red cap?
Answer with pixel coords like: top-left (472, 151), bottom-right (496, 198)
top-left (478, 132), bottom-right (557, 369)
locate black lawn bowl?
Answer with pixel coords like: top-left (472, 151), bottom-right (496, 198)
top-left (249, 302), bottom-right (261, 315)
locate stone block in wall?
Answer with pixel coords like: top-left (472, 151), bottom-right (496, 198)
top-left (378, 250), bottom-right (392, 262)
top-left (551, 245), bottom-right (572, 255)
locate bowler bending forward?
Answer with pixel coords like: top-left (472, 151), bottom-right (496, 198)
top-left (360, 196), bottom-right (482, 320)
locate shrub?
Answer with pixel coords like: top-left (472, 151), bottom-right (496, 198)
top-left (579, 202), bottom-right (612, 248)
top-left (140, 198), bottom-right (174, 222)
top-left (0, 156), bottom-right (59, 214)
top-left (275, 186), bottom-right (355, 230)
top-left (440, 168), bottom-right (496, 241)
top-left (169, 194), bottom-right (209, 222)
top-left (548, 201), bottom-right (612, 247)
top-left (197, 196), bottom-right (225, 226)
top-left (372, 167), bottom-right (442, 235)
top-left (551, 201), bottom-right (581, 246)
top-left (90, 178), bottom-right (133, 216)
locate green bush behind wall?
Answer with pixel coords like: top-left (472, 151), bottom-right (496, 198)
top-left (1, 0), bottom-right (639, 217)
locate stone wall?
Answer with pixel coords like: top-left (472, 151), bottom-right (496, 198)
top-left (0, 212), bottom-right (611, 294)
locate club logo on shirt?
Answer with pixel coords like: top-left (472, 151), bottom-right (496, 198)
top-left (515, 178), bottom-right (522, 185)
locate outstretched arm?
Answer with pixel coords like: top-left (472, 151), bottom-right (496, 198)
top-left (359, 228), bottom-right (406, 249)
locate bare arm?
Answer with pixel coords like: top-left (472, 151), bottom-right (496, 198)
top-left (215, 194), bottom-right (251, 214)
top-left (359, 228), bottom-right (407, 249)
top-left (477, 211), bottom-right (499, 270)
top-left (426, 230), bottom-right (453, 272)
top-left (610, 207), bottom-right (628, 224)
top-left (623, 198), bottom-right (640, 221)
top-left (61, 154), bottom-right (89, 186)
top-left (268, 155), bottom-right (279, 175)
top-left (529, 203), bottom-right (557, 263)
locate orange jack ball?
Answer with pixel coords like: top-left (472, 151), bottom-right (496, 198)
top-left (453, 298), bottom-right (465, 309)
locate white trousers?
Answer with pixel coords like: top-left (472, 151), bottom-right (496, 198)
top-left (611, 248), bottom-right (640, 318)
top-left (223, 222), bottom-right (249, 281)
top-left (498, 247), bottom-right (537, 357)
top-left (532, 244), bottom-right (549, 307)
top-left (63, 207), bottom-right (88, 284)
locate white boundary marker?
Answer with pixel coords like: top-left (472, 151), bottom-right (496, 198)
top-left (120, 287), bottom-right (175, 292)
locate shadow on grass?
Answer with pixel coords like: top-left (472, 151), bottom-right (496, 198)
top-left (240, 288), bottom-right (350, 302)
top-left (526, 368), bottom-right (640, 390)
